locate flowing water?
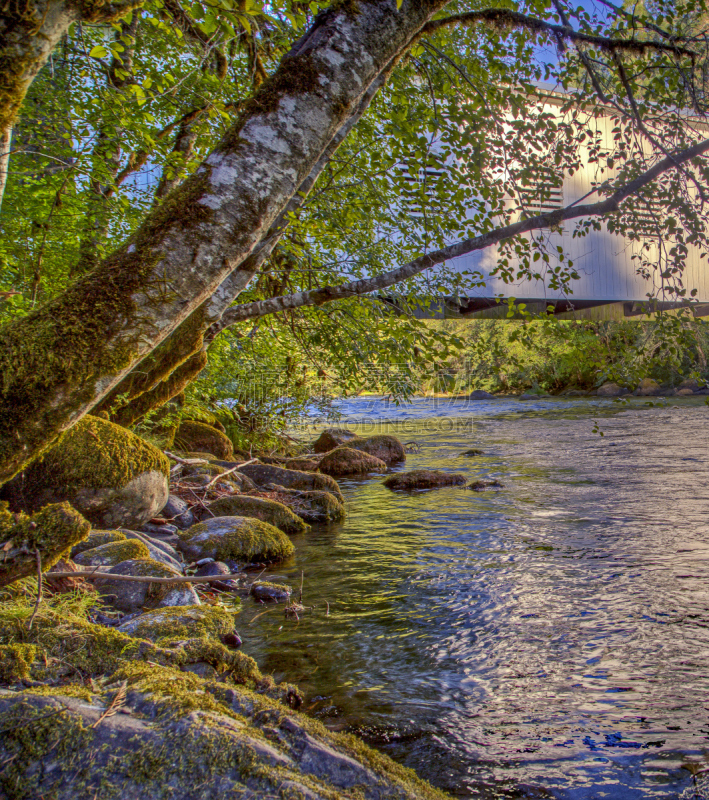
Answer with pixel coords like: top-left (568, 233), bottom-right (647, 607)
top-left (240, 396), bottom-right (709, 799)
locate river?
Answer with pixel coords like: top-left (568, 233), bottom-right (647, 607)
top-left (240, 395), bottom-right (709, 799)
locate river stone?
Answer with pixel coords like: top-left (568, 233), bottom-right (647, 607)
top-left (636, 378), bottom-right (663, 396)
top-left (467, 479), bottom-right (504, 491)
top-left (597, 382), bottom-right (628, 397)
top-left (285, 457), bottom-right (321, 472)
top-left (178, 517), bottom-right (295, 564)
top-left (460, 449), bottom-right (484, 457)
top-left (159, 494), bottom-right (194, 530)
top-left (675, 387), bottom-right (695, 396)
top-left (251, 580), bottom-right (292, 603)
top-left (71, 529), bottom-right (127, 557)
top-left (0, 416), bottom-right (170, 529)
top-left (174, 421), bottom-right (234, 460)
top-left (468, 389), bottom-right (494, 399)
top-left (0, 685), bottom-right (448, 800)
top-left (73, 539), bottom-right (150, 567)
top-left (238, 463), bottom-right (344, 502)
top-left (194, 560), bottom-right (239, 591)
top-left (264, 485), bottom-right (346, 524)
top-left (678, 377), bottom-right (700, 390)
top-left (383, 470), bottom-right (467, 491)
top-left (344, 435), bottom-right (406, 465)
top-left (312, 428), bottom-right (357, 453)
top-left (199, 495), bottom-right (308, 536)
top-left (318, 447), bottom-right (387, 477)
top-left (96, 558), bottom-right (198, 614)
top-left (120, 529), bottom-right (182, 570)
top-left (117, 605), bottom-right (238, 646)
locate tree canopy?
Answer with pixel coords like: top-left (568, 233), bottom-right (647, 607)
top-left (2, 0), bottom-right (709, 479)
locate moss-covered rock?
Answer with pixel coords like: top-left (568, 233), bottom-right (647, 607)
top-left (0, 416), bottom-right (170, 529)
top-left (0, 501), bottom-right (91, 587)
top-left (73, 539), bottom-right (151, 567)
top-left (202, 495), bottom-right (308, 536)
top-left (266, 487), bottom-right (346, 524)
top-left (174, 421), bottom-right (234, 460)
top-left (117, 605), bottom-right (240, 646)
top-left (467, 479), bottom-right (504, 491)
top-left (0, 669), bottom-right (451, 800)
top-left (178, 517), bottom-right (294, 564)
top-left (238, 462), bottom-right (344, 502)
top-left (346, 434), bottom-right (406, 465)
top-left (251, 580), bottom-right (291, 603)
top-left (318, 446), bottom-right (387, 477)
top-left (383, 471), bottom-right (466, 491)
top-left (96, 558), bottom-right (199, 613)
top-left (71, 529), bottom-right (126, 557)
top-left (312, 427), bottom-right (357, 453)
top-left (284, 456), bottom-right (321, 471)
top-left (0, 594), bottom-right (263, 689)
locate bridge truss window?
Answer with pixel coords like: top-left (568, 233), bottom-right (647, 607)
top-left (515, 168), bottom-right (564, 219)
top-left (401, 167), bottom-right (447, 218)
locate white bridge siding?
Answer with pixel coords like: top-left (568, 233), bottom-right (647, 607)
top-left (430, 96), bottom-right (709, 318)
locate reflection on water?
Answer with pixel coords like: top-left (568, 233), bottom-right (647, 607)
top-left (240, 396), bottom-right (709, 799)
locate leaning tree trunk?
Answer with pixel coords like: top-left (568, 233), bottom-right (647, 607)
top-left (94, 69), bottom-right (392, 426)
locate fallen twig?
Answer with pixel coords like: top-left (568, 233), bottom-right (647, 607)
top-left (27, 548), bottom-right (42, 630)
top-left (42, 571), bottom-right (245, 584)
top-left (164, 451), bottom-right (209, 466)
top-left (204, 458), bottom-right (258, 489)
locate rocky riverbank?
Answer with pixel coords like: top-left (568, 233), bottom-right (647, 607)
top-left (0, 415), bottom-right (463, 799)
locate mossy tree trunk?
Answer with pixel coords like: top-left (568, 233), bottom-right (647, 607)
top-left (0, 0), bottom-right (446, 484)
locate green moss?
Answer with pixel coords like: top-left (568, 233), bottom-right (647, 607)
top-left (206, 495), bottom-right (309, 536)
top-left (0, 501), bottom-right (91, 587)
top-left (24, 683), bottom-right (95, 701)
top-left (73, 539), bottom-right (150, 566)
top-left (0, 643), bottom-right (38, 682)
top-left (244, 51), bottom-right (323, 117)
top-left (117, 605), bottom-right (239, 646)
top-left (180, 517), bottom-right (295, 563)
top-left (174, 420), bottom-right (234, 460)
top-left (71, 529), bottom-right (126, 556)
top-left (27, 416), bottom-right (169, 495)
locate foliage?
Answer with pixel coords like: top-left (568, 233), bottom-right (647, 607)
top-left (428, 312), bottom-right (709, 393)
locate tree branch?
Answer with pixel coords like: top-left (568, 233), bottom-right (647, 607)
top-left (421, 8), bottom-right (697, 57)
top-left (212, 136), bottom-right (709, 331)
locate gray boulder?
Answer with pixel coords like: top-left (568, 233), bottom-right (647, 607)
top-left (635, 378), bottom-right (663, 396)
top-left (383, 471), bottom-right (467, 491)
top-left (468, 389), bottom-right (494, 399)
top-left (121, 529), bottom-right (182, 569)
top-left (159, 495), bottom-right (194, 530)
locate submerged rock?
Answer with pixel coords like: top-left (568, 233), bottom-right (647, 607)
top-left (251, 580), bottom-right (292, 603)
top-left (383, 471), bottom-right (467, 491)
top-left (178, 517), bottom-right (295, 564)
top-left (467, 479), bottom-right (504, 491)
top-left (312, 427), bottom-right (357, 453)
top-left (318, 447), bottom-right (387, 477)
top-left (200, 495), bottom-right (308, 536)
top-left (346, 435), bottom-right (406, 465)
top-left (174, 421), bottom-right (234, 460)
top-left (0, 416), bottom-right (169, 529)
top-left (96, 558), bottom-right (199, 613)
top-left (460, 449), bottom-right (484, 457)
top-left (73, 539), bottom-right (150, 568)
top-left (238, 463), bottom-right (344, 502)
